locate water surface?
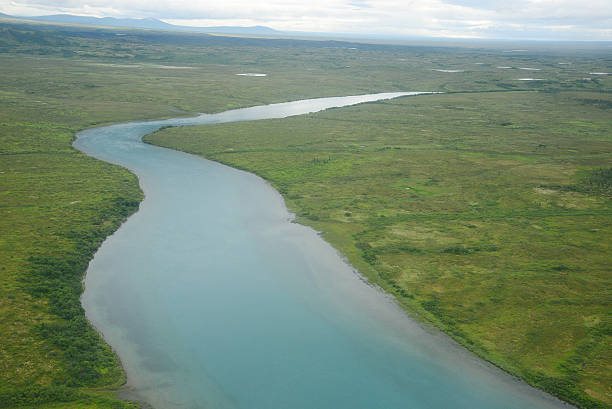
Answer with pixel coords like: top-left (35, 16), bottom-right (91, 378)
top-left (76, 93), bottom-right (571, 409)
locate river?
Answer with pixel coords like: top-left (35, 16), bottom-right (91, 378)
top-left (75, 92), bottom-right (571, 409)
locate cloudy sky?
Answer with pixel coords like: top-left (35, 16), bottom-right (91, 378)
top-left (2, 0), bottom-right (612, 40)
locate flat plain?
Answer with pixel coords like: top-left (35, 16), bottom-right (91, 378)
top-left (1, 18), bottom-right (610, 408)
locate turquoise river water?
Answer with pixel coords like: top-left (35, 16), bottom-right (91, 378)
top-left (75, 93), bottom-right (572, 409)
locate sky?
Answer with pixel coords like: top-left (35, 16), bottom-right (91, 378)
top-left (1, 0), bottom-right (612, 41)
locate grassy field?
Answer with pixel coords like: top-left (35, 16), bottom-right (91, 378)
top-left (147, 90), bottom-right (612, 408)
top-left (1, 17), bottom-right (610, 408)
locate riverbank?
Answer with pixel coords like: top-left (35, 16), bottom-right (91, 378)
top-left (146, 90), bottom-right (611, 409)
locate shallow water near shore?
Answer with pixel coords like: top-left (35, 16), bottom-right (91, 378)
top-left (76, 93), bottom-right (572, 409)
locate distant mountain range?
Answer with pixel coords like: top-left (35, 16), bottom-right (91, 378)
top-left (0, 13), bottom-right (283, 36)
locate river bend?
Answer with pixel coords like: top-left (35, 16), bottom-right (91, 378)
top-left (75, 93), bottom-right (571, 409)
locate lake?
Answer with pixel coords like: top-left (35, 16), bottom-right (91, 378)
top-left (75, 93), bottom-right (571, 409)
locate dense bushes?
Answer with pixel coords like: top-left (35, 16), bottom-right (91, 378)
top-left (0, 385), bottom-right (84, 408)
top-left (526, 372), bottom-right (608, 409)
top-left (583, 167), bottom-right (612, 193)
top-left (20, 197), bottom-right (139, 393)
top-left (543, 167), bottom-right (612, 196)
top-left (355, 241), bottom-right (378, 264)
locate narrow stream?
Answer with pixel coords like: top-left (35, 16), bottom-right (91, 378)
top-left (76, 92), bottom-right (571, 409)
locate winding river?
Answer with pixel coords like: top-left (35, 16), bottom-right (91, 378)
top-left (75, 93), bottom-right (571, 409)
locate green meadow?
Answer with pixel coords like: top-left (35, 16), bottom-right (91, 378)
top-left (1, 18), bottom-right (610, 408)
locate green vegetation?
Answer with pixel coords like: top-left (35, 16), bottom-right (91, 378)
top-left (147, 90), bottom-right (612, 408)
top-left (1, 17), bottom-right (610, 408)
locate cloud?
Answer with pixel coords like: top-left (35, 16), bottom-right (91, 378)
top-left (2, 0), bottom-right (611, 40)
